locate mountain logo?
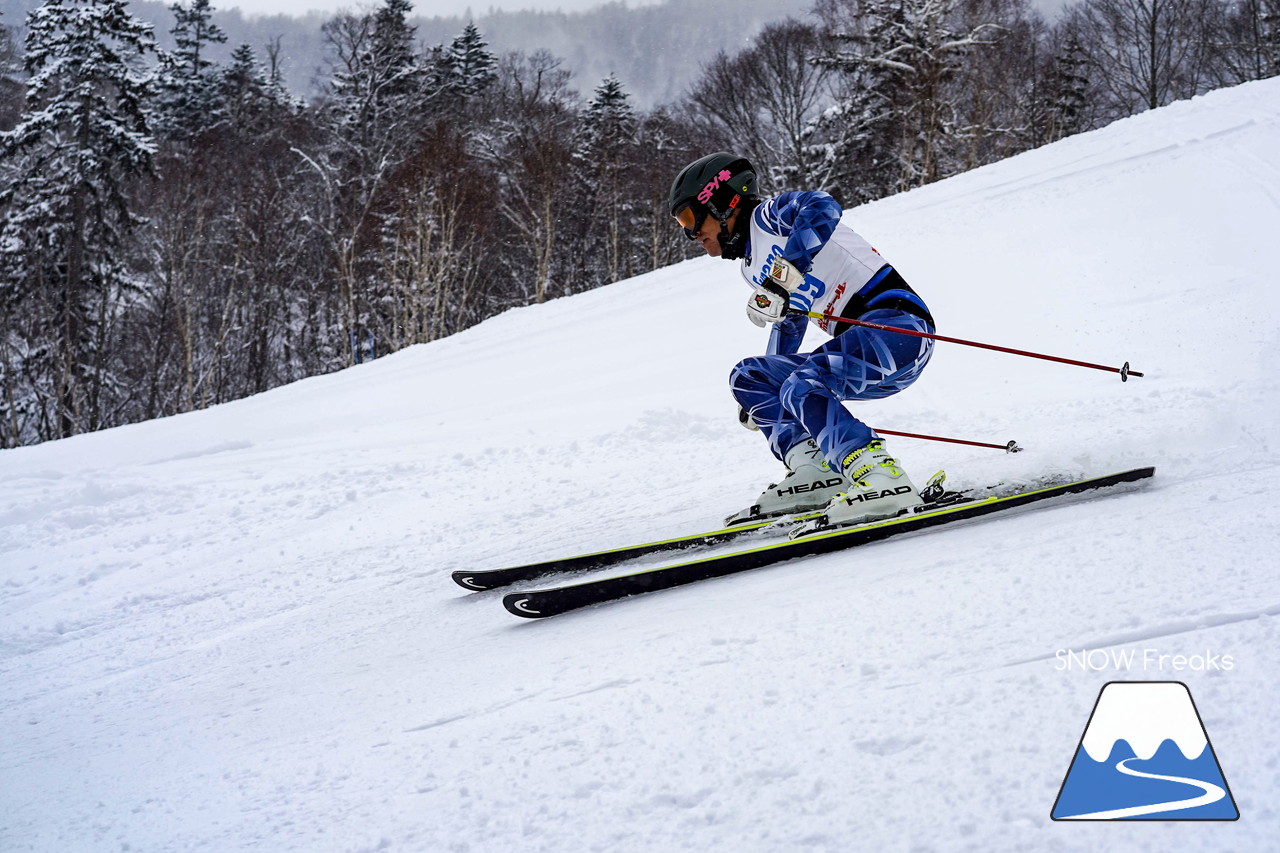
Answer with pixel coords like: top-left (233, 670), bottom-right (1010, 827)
top-left (1052, 681), bottom-right (1239, 821)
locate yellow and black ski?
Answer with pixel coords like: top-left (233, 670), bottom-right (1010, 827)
top-left (501, 467), bottom-right (1155, 619)
top-left (451, 512), bottom-right (819, 591)
top-left (453, 472), bottom-right (966, 592)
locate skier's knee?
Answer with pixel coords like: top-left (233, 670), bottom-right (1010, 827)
top-left (779, 368), bottom-right (835, 412)
top-left (729, 356), bottom-right (772, 396)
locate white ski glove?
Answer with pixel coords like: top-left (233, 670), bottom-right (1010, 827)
top-left (737, 405), bottom-right (760, 431)
top-left (745, 282), bottom-right (790, 327)
top-left (745, 257), bottom-right (807, 327)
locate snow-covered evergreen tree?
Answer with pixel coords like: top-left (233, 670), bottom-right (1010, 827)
top-left (813, 0), bottom-right (913, 202)
top-left (154, 0), bottom-right (227, 140)
top-left (0, 15), bottom-right (21, 133)
top-left (436, 22), bottom-right (496, 104)
top-left (0, 0), bottom-right (156, 441)
top-left (319, 0), bottom-right (439, 359)
top-left (220, 42), bottom-right (297, 133)
top-left (371, 0), bottom-right (418, 99)
top-left (575, 74), bottom-right (638, 283)
top-left (0, 11), bottom-right (20, 117)
top-left (324, 0), bottom-right (427, 146)
top-left (1045, 31), bottom-right (1092, 141)
top-left (815, 0), bottom-right (1001, 201)
top-left (579, 74), bottom-right (635, 150)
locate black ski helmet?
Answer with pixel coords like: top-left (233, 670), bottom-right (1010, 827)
top-left (669, 153), bottom-right (757, 256)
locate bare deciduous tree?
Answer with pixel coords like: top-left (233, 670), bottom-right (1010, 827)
top-left (689, 20), bottom-right (835, 191)
top-left (478, 50), bottom-right (578, 305)
top-left (1066, 0), bottom-right (1219, 118)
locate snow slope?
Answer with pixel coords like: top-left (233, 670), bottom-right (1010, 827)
top-left (4, 77), bottom-right (1280, 852)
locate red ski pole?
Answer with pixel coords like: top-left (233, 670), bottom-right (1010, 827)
top-left (798, 310), bottom-right (1144, 381)
top-left (874, 428), bottom-right (1022, 453)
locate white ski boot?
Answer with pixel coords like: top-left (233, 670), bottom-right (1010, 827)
top-left (724, 439), bottom-right (851, 526)
top-left (791, 439), bottom-right (924, 536)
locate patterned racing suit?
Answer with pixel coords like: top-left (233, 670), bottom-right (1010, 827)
top-left (729, 191), bottom-right (935, 473)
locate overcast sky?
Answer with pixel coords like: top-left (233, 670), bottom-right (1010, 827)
top-left (217, 0), bottom-right (654, 19)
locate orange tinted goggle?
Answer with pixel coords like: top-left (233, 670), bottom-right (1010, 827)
top-left (673, 202), bottom-right (708, 239)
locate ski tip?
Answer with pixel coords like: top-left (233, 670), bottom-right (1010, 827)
top-left (503, 594), bottom-right (546, 619)
top-left (452, 572), bottom-right (494, 591)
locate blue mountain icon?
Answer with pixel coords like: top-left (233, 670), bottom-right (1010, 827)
top-left (1052, 681), bottom-right (1238, 821)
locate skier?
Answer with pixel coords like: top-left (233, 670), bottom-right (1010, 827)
top-left (669, 152), bottom-right (937, 531)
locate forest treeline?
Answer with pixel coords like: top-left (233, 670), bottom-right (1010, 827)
top-left (0, 0), bottom-right (1277, 447)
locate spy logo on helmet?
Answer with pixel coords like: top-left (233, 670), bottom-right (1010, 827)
top-left (698, 169), bottom-right (734, 204)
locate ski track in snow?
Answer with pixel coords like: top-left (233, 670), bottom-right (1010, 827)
top-left (4, 79), bottom-right (1280, 851)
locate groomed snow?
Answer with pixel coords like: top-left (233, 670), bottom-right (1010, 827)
top-left (4, 77), bottom-right (1280, 851)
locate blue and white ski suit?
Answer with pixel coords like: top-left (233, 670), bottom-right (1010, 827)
top-left (729, 191), bottom-right (935, 473)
